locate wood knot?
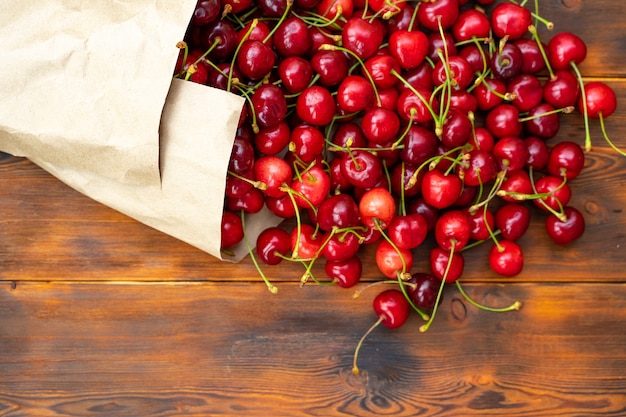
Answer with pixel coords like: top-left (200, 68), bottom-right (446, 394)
top-left (451, 297), bottom-right (468, 321)
top-left (561, 0), bottom-right (581, 9)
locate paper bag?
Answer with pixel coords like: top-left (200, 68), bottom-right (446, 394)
top-left (0, 0), bottom-right (197, 185)
top-left (0, 1), bottom-right (283, 261)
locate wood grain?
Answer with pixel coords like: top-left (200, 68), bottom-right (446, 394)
top-left (1, 1), bottom-right (626, 416)
top-left (1, 281), bottom-right (625, 417)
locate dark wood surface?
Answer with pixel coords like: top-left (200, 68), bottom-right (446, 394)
top-left (1, 1), bottom-right (626, 416)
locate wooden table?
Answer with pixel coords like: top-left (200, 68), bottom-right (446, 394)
top-left (2, 1), bottom-right (626, 416)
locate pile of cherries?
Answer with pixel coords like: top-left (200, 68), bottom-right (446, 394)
top-left (177, 0), bottom-right (619, 373)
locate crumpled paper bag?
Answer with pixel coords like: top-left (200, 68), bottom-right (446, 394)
top-left (0, 1), bottom-right (281, 261)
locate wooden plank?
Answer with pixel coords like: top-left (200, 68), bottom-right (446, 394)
top-left (0, 281), bottom-right (625, 416)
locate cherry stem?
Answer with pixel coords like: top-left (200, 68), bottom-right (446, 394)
top-left (374, 218), bottom-right (410, 280)
top-left (598, 114), bottom-right (626, 157)
top-left (352, 280), bottom-right (407, 299)
top-left (292, 8), bottom-right (343, 28)
top-left (395, 272), bottom-right (430, 321)
top-left (227, 19), bottom-right (258, 92)
top-left (528, 24), bottom-right (555, 79)
top-left (240, 211), bottom-right (279, 294)
top-left (391, 69), bottom-right (440, 124)
top-left (569, 61), bottom-right (592, 152)
top-left (518, 105), bottom-right (574, 122)
top-left (420, 242), bottom-right (455, 333)
top-left (263, 0), bottom-right (294, 44)
top-left (352, 316), bottom-right (383, 375)
top-left (455, 281), bottom-right (522, 312)
top-left (527, 166), bottom-right (567, 221)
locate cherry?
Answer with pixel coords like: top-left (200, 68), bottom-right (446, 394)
top-left (342, 17), bottom-right (384, 60)
top-left (470, 127), bottom-right (495, 153)
top-left (290, 223), bottom-right (324, 260)
top-left (256, 0), bottom-right (289, 17)
top-left (579, 81), bottom-right (617, 119)
top-left (228, 136), bottom-right (255, 175)
top-left (337, 75), bottom-right (375, 113)
top-left (296, 85), bottom-right (336, 126)
top-left (430, 247), bottom-right (464, 283)
top-left (277, 56), bottom-right (314, 94)
top-left (547, 141), bottom-right (585, 180)
top-left (255, 122), bottom-right (291, 156)
top-left (417, 0), bottom-right (459, 31)
top-left (330, 122), bottom-right (368, 156)
top-left (317, 0), bottom-right (354, 21)
top-left (222, 0), bottom-right (253, 14)
top-left (191, 0), bottom-right (221, 26)
top-left (533, 175), bottom-right (572, 213)
top-left (291, 165), bottom-right (331, 208)
top-left (543, 70), bottom-right (580, 108)
top-left (311, 50), bottom-right (350, 87)
top-left (273, 16), bottom-right (312, 57)
top-left (489, 240), bottom-right (524, 277)
top-left (390, 163), bottom-right (423, 197)
top-left (499, 169), bottom-right (533, 203)
top-left (465, 207), bottom-right (495, 241)
top-left (435, 210), bottom-right (471, 252)
top-left (236, 20), bottom-right (273, 47)
top-left (256, 227), bottom-right (291, 265)
top-left (364, 54), bottom-right (401, 89)
top-left (486, 104), bottom-right (522, 138)
top-left (427, 32), bottom-right (458, 63)
top-left (407, 198), bottom-right (440, 231)
top-left (545, 206), bottom-right (586, 245)
top-left (458, 149), bottom-right (497, 187)
top-left (514, 38), bottom-right (548, 75)
top-left (490, 2), bottom-right (531, 40)
top-left (388, 213), bottom-right (428, 250)
top-left (225, 187), bottom-right (265, 213)
top-left (523, 103), bottom-right (561, 140)
top-left (266, 194), bottom-right (299, 219)
top-left (317, 194), bottom-right (361, 232)
top-left (251, 84), bottom-right (288, 129)
top-left (433, 56), bottom-right (474, 91)
top-left (340, 150), bottom-right (383, 189)
top-left (359, 187), bottom-right (396, 230)
top-left (493, 136), bottom-right (529, 173)
top-left (407, 273), bottom-right (441, 311)
top-left (524, 136), bottom-right (549, 170)
top-left (452, 8), bottom-right (491, 42)
top-left (375, 240), bottom-right (413, 279)
top-left (361, 107), bottom-right (401, 145)
top-left (388, 30), bottom-right (429, 70)
top-left (254, 155), bottom-right (293, 198)
top-left (547, 32), bottom-right (587, 71)
top-left (290, 124), bottom-right (325, 163)
top-left (237, 39), bottom-right (276, 80)
top-left (422, 170), bottom-right (463, 209)
top-left (397, 88), bottom-right (437, 124)
top-left (401, 125), bottom-right (439, 165)
top-left (225, 170), bottom-right (254, 199)
top-left (220, 210), bottom-right (244, 250)
top-left (495, 203), bottom-right (530, 241)
top-left (441, 109), bottom-right (472, 148)
top-left (325, 256), bottom-right (362, 288)
top-left (490, 43), bottom-right (523, 80)
top-left (352, 289), bottom-right (410, 375)
top-left (508, 74), bottom-right (543, 112)
top-left (473, 78), bottom-right (507, 112)
top-left (200, 20), bottom-right (238, 60)
top-left (322, 231), bottom-right (361, 262)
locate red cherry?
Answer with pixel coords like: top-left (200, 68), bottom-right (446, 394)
top-left (273, 16), bottom-right (312, 57)
top-left (495, 203), bottom-right (530, 241)
top-left (452, 9), bottom-right (491, 42)
top-left (311, 50), bottom-right (350, 87)
top-left (375, 240), bottom-right (413, 278)
top-left (251, 84), bottom-right (287, 128)
top-left (417, 0), bottom-right (459, 31)
top-left (236, 39), bottom-right (276, 80)
top-left (508, 74), bottom-right (543, 112)
top-left (407, 273), bottom-right (441, 310)
top-left (464, 207), bottom-right (495, 241)
top-left (486, 104), bottom-right (522, 138)
top-left (388, 213), bottom-right (428, 250)
top-left (296, 85), bottom-right (336, 126)
top-left (220, 210), bottom-right (244, 249)
top-left (255, 122), bottom-right (290, 156)
top-left (388, 30), bottom-right (429, 70)
top-left (359, 187), bottom-right (397, 229)
top-left (256, 227), bottom-right (291, 265)
top-left (490, 2), bottom-right (531, 40)
top-left (254, 155), bottom-right (293, 198)
top-left (548, 32), bottom-right (587, 71)
top-left (337, 75), bottom-right (375, 113)
top-left (458, 149), bottom-right (497, 187)
top-left (373, 289), bottom-right (411, 329)
top-left (317, 193), bottom-right (361, 232)
top-left (493, 136), bottom-right (529, 173)
top-left (361, 107), bottom-right (401, 145)
top-left (291, 165), bottom-right (331, 208)
top-left (325, 256), bottom-right (363, 288)
top-left (543, 70), bottom-right (580, 108)
top-left (430, 247), bottom-right (464, 283)
top-left (277, 56), bottom-right (313, 94)
top-left (290, 223), bottom-right (324, 260)
top-left (225, 187), bottom-right (265, 213)
top-left (342, 17), bottom-right (385, 60)
top-left (578, 81), bottom-right (618, 119)
top-left (499, 169), bottom-right (533, 203)
top-left (289, 124), bottom-right (325, 163)
top-left (422, 170), bottom-right (463, 209)
top-left (340, 150), bottom-right (383, 189)
top-left (533, 175), bottom-right (572, 212)
top-left (547, 141), bottom-right (585, 180)
top-left (545, 206), bottom-right (586, 245)
top-left (364, 54), bottom-right (401, 89)
top-left (322, 232), bottom-right (360, 262)
top-left (489, 240), bottom-right (524, 277)
top-left (435, 210), bottom-right (471, 252)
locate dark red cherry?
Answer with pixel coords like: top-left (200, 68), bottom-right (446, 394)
top-left (325, 256), bottom-right (363, 288)
top-left (545, 206), bottom-right (585, 245)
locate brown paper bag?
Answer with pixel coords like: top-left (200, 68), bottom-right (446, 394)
top-left (0, 0), bottom-right (197, 185)
top-left (0, 2), bottom-right (282, 261)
